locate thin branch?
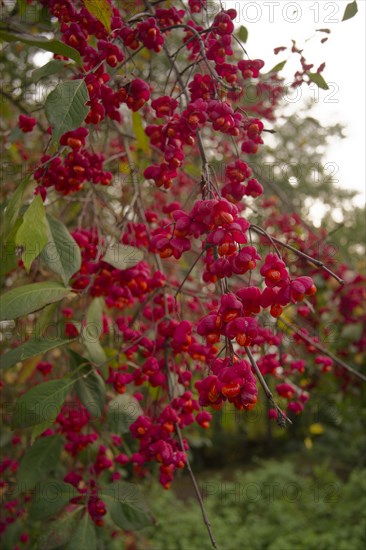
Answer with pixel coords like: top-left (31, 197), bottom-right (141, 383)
top-left (163, 339), bottom-right (218, 549)
top-left (251, 224), bottom-right (344, 285)
top-left (174, 249), bottom-right (205, 298)
top-left (278, 318), bottom-right (366, 383)
top-left (0, 89), bottom-right (47, 133)
top-left (250, 224), bottom-right (282, 259)
top-left (245, 346), bottom-right (292, 427)
top-left (161, 24), bottom-right (239, 92)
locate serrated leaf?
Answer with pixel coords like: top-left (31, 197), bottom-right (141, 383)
top-left (342, 1), bottom-right (358, 21)
top-left (1, 337), bottom-right (75, 370)
top-left (38, 508), bottom-right (82, 550)
top-left (307, 72), bottom-right (329, 90)
top-left (132, 111), bottom-right (149, 153)
top-left (32, 59), bottom-right (67, 82)
top-left (12, 379), bottom-right (74, 428)
top-left (29, 481), bottom-right (79, 521)
top-left (101, 482), bottom-right (152, 531)
top-left (16, 435), bottom-right (63, 491)
top-left (0, 30), bottom-right (82, 65)
top-left (107, 394), bottom-right (142, 433)
top-left (84, 0), bottom-right (112, 33)
top-left (2, 176), bottom-right (29, 241)
top-left (0, 282), bottom-right (71, 321)
top-left (45, 80), bottom-right (89, 145)
top-left (269, 60), bottom-right (287, 73)
top-left (237, 25), bottom-right (248, 43)
top-left (41, 214), bottom-right (81, 285)
top-left (66, 510), bottom-right (97, 550)
top-left (69, 350), bottom-right (106, 417)
top-left (102, 243), bottom-right (143, 271)
top-left (15, 195), bottom-right (48, 272)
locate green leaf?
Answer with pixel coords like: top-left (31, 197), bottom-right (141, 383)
top-left (29, 481), bottom-right (79, 520)
top-left (342, 1), bottom-right (358, 21)
top-left (15, 195), bottom-right (48, 272)
top-left (101, 482), bottom-right (152, 531)
top-left (76, 370), bottom-right (105, 416)
top-left (103, 243), bottom-right (143, 271)
top-left (0, 30), bottom-right (82, 65)
top-left (132, 111), bottom-right (150, 153)
top-left (38, 508), bottom-right (82, 550)
top-left (33, 302), bottom-right (59, 338)
top-left (16, 435), bottom-right (63, 491)
top-left (107, 394), bottom-right (143, 434)
top-left (31, 420), bottom-right (55, 440)
top-left (84, 0), bottom-right (112, 33)
top-left (45, 80), bottom-right (89, 145)
top-left (341, 323), bottom-right (363, 341)
top-left (31, 59), bottom-right (67, 82)
top-left (0, 282), bottom-right (71, 321)
top-left (66, 511), bottom-right (97, 550)
top-left (41, 214), bottom-right (81, 285)
top-left (307, 72), bottom-right (329, 90)
top-left (83, 298), bottom-right (107, 365)
top-left (12, 379), bottom-right (74, 428)
top-left (237, 25), bottom-right (248, 43)
top-left (69, 350), bottom-right (106, 417)
top-left (2, 176), bottom-right (29, 241)
top-left (0, 518), bottom-right (22, 550)
top-left (0, 218), bottom-right (22, 277)
top-left (269, 60), bottom-right (287, 73)
top-left (1, 337), bottom-right (75, 370)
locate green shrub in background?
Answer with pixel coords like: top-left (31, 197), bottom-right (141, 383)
top-left (139, 461), bottom-right (366, 550)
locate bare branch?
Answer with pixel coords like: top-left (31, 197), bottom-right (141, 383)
top-left (278, 318), bottom-right (366, 383)
top-left (251, 224), bottom-right (344, 285)
top-left (245, 346), bottom-right (292, 427)
top-left (163, 338), bottom-right (218, 549)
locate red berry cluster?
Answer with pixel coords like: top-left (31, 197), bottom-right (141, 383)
top-left (3, 2), bottom-right (361, 545)
top-left (196, 357), bottom-right (258, 410)
top-left (34, 129), bottom-right (112, 195)
top-left (129, 392), bottom-right (212, 489)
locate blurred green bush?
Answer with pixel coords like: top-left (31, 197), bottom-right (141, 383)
top-left (139, 460), bottom-right (365, 550)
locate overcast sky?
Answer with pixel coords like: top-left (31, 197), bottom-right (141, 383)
top-left (33, 1), bottom-right (365, 209)
top-left (220, 0), bottom-right (365, 206)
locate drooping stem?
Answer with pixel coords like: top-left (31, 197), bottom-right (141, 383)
top-left (245, 346), bottom-right (292, 427)
top-left (278, 318), bottom-right (366, 383)
top-left (250, 224), bottom-right (344, 285)
top-left (163, 339), bottom-right (218, 549)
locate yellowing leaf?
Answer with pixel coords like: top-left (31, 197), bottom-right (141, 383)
top-left (18, 356), bottom-right (40, 384)
top-left (304, 437), bottom-right (313, 450)
top-left (309, 423), bottom-right (325, 435)
top-left (84, 0), bottom-right (112, 33)
top-left (132, 111), bottom-right (150, 154)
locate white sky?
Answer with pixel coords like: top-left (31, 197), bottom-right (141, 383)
top-left (220, 0), bottom-right (366, 206)
top-left (33, 1), bottom-right (365, 209)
